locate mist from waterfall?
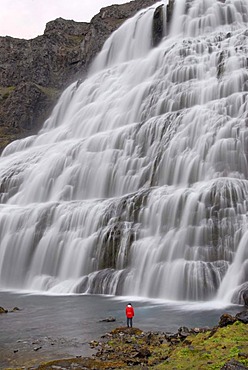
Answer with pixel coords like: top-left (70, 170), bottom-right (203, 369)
top-left (0, 0), bottom-right (248, 304)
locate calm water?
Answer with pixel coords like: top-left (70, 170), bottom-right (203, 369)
top-left (0, 291), bottom-right (243, 368)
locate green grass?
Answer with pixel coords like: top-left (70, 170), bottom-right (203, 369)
top-left (155, 321), bottom-right (248, 369)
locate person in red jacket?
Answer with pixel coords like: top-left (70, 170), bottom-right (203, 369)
top-left (126, 303), bottom-right (134, 328)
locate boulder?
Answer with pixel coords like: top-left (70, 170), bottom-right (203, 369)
top-left (178, 326), bottom-right (191, 337)
top-left (218, 313), bottom-right (236, 327)
top-left (235, 311), bottom-right (248, 324)
top-left (99, 316), bottom-right (116, 322)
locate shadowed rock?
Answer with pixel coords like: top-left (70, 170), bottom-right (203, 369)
top-left (218, 313), bottom-right (236, 327)
top-left (236, 311), bottom-right (248, 324)
top-left (0, 306), bottom-right (8, 313)
top-left (243, 290), bottom-right (248, 306)
top-left (152, 5), bottom-right (164, 47)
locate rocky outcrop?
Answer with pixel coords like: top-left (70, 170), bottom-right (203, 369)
top-left (152, 5), bottom-right (164, 47)
top-left (243, 290), bottom-right (248, 306)
top-left (0, 82), bottom-right (56, 131)
top-left (0, 0), bottom-right (158, 151)
top-left (219, 313), bottom-right (237, 327)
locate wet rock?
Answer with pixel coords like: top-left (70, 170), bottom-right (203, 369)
top-left (235, 311), bottom-right (248, 324)
top-left (152, 5), bottom-right (164, 47)
top-left (178, 326), bottom-right (190, 337)
top-left (217, 50), bottom-right (225, 79)
top-left (192, 326), bottom-right (210, 333)
top-left (10, 306), bottom-right (20, 312)
top-left (166, 0), bottom-right (175, 24)
top-left (243, 290), bottom-right (248, 306)
top-left (89, 340), bottom-right (99, 348)
top-left (0, 306), bottom-right (8, 313)
top-left (218, 313), bottom-right (236, 327)
top-left (99, 316), bottom-right (116, 322)
top-left (33, 346), bottom-right (42, 351)
top-left (221, 359), bottom-right (248, 369)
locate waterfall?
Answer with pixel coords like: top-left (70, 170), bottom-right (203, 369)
top-left (0, 0), bottom-right (248, 303)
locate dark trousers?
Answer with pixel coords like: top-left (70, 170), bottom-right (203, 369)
top-left (127, 317), bottom-right (133, 328)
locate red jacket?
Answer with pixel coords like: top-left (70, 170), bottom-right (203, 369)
top-left (126, 305), bottom-right (134, 318)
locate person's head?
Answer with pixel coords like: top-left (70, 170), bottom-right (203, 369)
top-left (127, 302), bottom-right (132, 306)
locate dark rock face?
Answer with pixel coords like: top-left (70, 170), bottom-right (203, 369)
top-left (243, 290), bottom-right (248, 306)
top-left (236, 311), bottom-right (248, 324)
top-left (152, 5), bottom-right (164, 47)
top-left (0, 82), bottom-right (55, 130)
top-left (0, 0), bottom-right (158, 151)
top-left (166, 0), bottom-right (175, 24)
top-left (0, 19), bottom-right (89, 89)
top-left (218, 311), bottom-right (248, 327)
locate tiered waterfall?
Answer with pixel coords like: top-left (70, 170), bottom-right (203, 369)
top-left (0, 0), bottom-right (248, 303)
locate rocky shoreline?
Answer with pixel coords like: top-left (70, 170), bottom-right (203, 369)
top-left (2, 306), bottom-right (247, 370)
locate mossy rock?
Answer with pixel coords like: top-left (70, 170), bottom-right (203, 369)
top-left (110, 327), bottom-right (143, 336)
top-left (157, 321), bottom-right (248, 370)
top-left (0, 86), bottom-right (15, 100)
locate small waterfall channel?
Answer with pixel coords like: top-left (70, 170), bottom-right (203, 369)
top-left (0, 0), bottom-right (248, 304)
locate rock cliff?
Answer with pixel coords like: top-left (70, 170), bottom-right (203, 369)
top-left (0, 0), bottom-right (159, 151)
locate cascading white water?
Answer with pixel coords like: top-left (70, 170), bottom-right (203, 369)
top-left (0, 0), bottom-right (248, 303)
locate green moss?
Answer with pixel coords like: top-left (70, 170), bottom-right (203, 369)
top-left (67, 34), bottom-right (85, 44)
top-left (0, 86), bottom-right (15, 100)
top-left (159, 322), bottom-right (248, 370)
top-left (35, 84), bottom-right (59, 99)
